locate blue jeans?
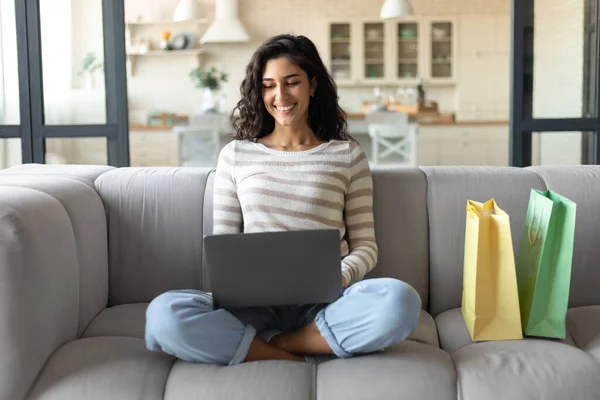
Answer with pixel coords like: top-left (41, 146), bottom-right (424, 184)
top-left (145, 277), bottom-right (421, 365)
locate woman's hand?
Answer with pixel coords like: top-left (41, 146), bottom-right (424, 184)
top-left (342, 275), bottom-right (348, 288)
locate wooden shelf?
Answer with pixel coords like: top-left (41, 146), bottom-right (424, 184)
top-left (126, 49), bottom-right (206, 76)
top-left (127, 49), bottom-right (205, 56)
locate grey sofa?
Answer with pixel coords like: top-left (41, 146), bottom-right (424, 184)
top-left (1, 163), bottom-right (600, 400)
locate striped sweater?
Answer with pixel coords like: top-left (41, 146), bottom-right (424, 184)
top-left (212, 138), bottom-right (378, 286)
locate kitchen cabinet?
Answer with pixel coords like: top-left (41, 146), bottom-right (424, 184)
top-left (43, 130), bottom-right (180, 166)
top-left (416, 124), bottom-right (509, 166)
top-left (327, 17), bottom-right (457, 86)
top-left (455, 14), bottom-right (511, 121)
top-left (129, 129), bottom-right (179, 167)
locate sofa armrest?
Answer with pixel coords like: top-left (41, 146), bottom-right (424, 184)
top-left (0, 186), bottom-right (79, 400)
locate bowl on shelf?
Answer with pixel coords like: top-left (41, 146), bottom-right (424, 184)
top-left (399, 29), bottom-right (417, 38)
top-left (366, 29), bottom-right (383, 40)
top-left (432, 28), bottom-right (447, 39)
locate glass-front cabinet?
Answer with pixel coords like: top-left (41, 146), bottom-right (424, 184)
top-left (397, 22), bottom-right (419, 79)
top-left (363, 22), bottom-right (385, 80)
top-left (327, 18), bottom-right (455, 86)
top-left (430, 21), bottom-right (453, 79)
top-left (329, 23), bottom-right (352, 83)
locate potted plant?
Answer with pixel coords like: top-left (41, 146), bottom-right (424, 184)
top-left (76, 52), bottom-right (104, 90)
top-left (189, 67), bottom-right (228, 113)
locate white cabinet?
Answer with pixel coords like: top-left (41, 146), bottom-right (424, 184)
top-left (417, 125), bottom-right (509, 166)
top-left (129, 129), bottom-right (180, 167)
top-left (327, 17), bottom-right (457, 86)
top-left (455, 14), bottom-right (511, 121)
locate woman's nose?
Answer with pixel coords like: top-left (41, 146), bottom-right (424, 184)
top-left (274, 85), bottom-right (287, 100)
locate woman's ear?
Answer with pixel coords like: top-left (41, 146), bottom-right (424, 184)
top-left (310, 77), bottom-right (317, 97)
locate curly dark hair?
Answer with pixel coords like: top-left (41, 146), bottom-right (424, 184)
top-left (231, 34), bottom-right (353, 142)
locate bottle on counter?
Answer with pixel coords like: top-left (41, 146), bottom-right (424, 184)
top-left (416, 77), bottom-right (425, 107)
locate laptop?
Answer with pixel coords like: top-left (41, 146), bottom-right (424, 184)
top-left (203, 229), bottom-right (343, 308)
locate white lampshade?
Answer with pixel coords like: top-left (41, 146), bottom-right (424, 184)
top-left (380, 0), bottom-right (414, 19)
top-left (173, 0), bottom-right (199, 22)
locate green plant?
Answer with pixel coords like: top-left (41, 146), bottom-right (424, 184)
top-left (76, 52), bottom-right (103, 77)
top-left (189, 67), bottom-right (228, 91)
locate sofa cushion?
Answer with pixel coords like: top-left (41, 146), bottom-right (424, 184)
top-left (567, 305), bottom-right (600, 360)
top-left (453, 340), bottom-right (600, 399)
top-left (0, 175), bottom-right (109, 336)
top-left (82, 303), bottom-right (148, 339)
top-left (0, 186), bottom-right (81, 400)
top-left (164, 359), bottom-right (314, 400)
top-left (421, 166), bottom-right (546, 317)
top-left (317, 341), bottom-right (456, 400)
top-left (0, 163), bottom-right (113, 184)
top-left (436, 308), bottom-right (576, 354)
top-left (94, 167), bottom-right (213, 305)
top-left (367, 167), bottom-right (430, 310)
top-left (407, 310), bottom-right (439, 347)
top-left (81, 303), bottom-right (440, 349)
top-left (27, 337), bottom-right (175, 400)
top-left (528, 166), bottom-right (600, 308)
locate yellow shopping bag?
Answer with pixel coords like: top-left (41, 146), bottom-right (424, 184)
top-left (461, 199), bottom-right (523, 341)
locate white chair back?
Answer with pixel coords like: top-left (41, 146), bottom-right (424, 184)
top-left (365, 111), bottom-right (418, 165)
top-left (173, 113), bottom-right (230, 167)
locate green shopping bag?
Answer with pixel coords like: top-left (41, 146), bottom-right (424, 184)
top-left (515, 189), bottom-right (576, 339)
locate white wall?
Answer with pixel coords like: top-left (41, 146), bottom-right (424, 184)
top-left (532, 0), bottom-right (585, 165)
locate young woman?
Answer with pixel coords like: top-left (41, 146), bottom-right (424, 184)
top-left (145, 34), bottom-right (421, 365)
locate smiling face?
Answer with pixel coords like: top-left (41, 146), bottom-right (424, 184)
top-left (261, 56), bottom-right (316, 131)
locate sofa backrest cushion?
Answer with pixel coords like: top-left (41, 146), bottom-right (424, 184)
top-left (422, 166), bottom-right (546, 317)
top-left (0, 175), bottom-right (108, 335)
top-left (367, 167), bottom-right (430, 310)
top-left (530, 166), bottom-right (600, 308)
top-left (95, 167), bottom-right (212, 305)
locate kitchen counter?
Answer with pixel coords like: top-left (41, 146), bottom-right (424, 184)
top-left (130, 117), bottom-right (507, 131)
top-left (345, 113), bottom-right (507, 126)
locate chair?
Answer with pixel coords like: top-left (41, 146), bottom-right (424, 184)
top-left (365, 111), bottom-right (418, 166)
top-left (172, 113), bottom-right (230, 167)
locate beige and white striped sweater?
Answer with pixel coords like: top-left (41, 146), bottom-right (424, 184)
top-left (212, 138), bottom-right (378, 286)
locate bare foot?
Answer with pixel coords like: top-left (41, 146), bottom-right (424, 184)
top-left (244, 336), bottom-right (305, 363)
top-left (270, 321), bottom-right (334, 355)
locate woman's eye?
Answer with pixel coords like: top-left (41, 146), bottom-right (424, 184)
top-left (263, 85), bottom-right (274, 89)
top-left (287, 81), bottom-right (300, 86)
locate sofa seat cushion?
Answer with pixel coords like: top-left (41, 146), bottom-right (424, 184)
top-left (436, 308), bottom-right (576, 354)
top-left (82, 303), bottom-right (440, 348)
top-left (27, 337), bottom-right (175, 400)
top-left (317, 341), bottom-right (456, 400)
top-left (454, 340), bottom-right (600, 400)
top-left (567, 305), bottom-right (600, 360)
top-left (82, 303), bottom-right (148, 339)
top-left (164, 359), bottom-right (314, 400)
top-left (406, 310), bottom-right (439, 347)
